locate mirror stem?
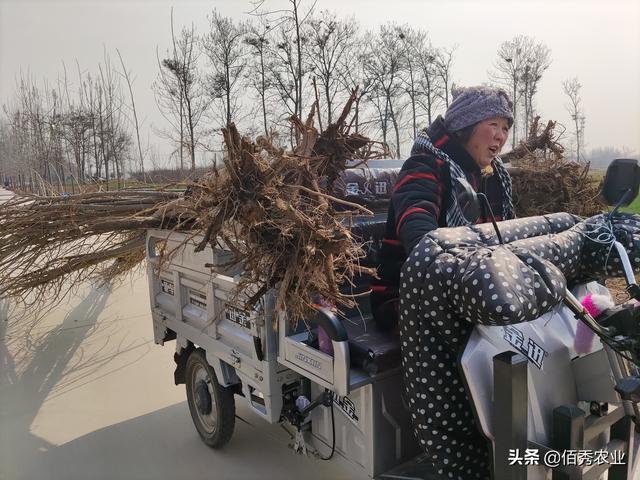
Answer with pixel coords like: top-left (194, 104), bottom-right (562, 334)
top-left (607, 188), bottom-right (632, 220)
top-left (478, 193), bottom-right (504, 245)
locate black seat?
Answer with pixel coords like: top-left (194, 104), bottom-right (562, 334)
top-left (344, 314), bottom-right (401, 375)
top-left (340, 213), bottom-right (402, 375)
top-left (349, 212), bottom-right (388, 268)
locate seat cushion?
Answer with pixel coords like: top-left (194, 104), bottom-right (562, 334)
top-left (343, 315), bottom-right (401, 375)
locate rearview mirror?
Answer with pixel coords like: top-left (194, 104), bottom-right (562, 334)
top-left (602, 158), bottom-right (640, 207)
top-left (454, 177), bottom-right (481, 223)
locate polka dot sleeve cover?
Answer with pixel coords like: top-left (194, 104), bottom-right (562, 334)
top-left (399, 212), bottom-right (640, 479)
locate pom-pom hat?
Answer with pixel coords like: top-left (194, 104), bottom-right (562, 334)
top-left (444, 85), bottom-right (514, 133)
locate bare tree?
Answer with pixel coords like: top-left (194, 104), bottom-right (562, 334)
top-left (519, 42), bottom-right (551, 136)
top-left (83, 73), bottom-right (105, 178)
top-left (252, 0), bottom-right (316, 135)
top-left (435, 45), bottom-right (456, 108)
top-left (281, 0), bottom-right (314, 121)
top-left (99, 51), bottom-right (128, 188)
top-left (59, 62), bottom-right (92, 183)
top-left (490, 35), bottom-right (530, 149)
top-left (562, 77), bottom-right (586, 162)
top-left (267, 25), bottom-right (305, 123)
top-left (19, 78), bottom-right (48, 182)
top-left (154, 55), bottom-right (184, 170)
top-left (364, 24), bottom-right (406, 157)
top-left (0, 119), bottom-right (19, 187)
top-left (245, 20), bottom-right (272, 137)
top-left (202, 10), bottom-right (247, 128)
top-left (307, 11), bottom-right (358, 126)
top-left (2, 61), bottom-right (134, 192)
top-left (3, 87), bottom-right (36, 189)
top-left (396, 26), bottom-right (448, 130)
top-left (117, 49), bottom-right (146, 177)
top-left (8, 79), bottom-right (55, 189)
top-left (396, 25), bottom-right (422, 138)
top-left (10, 76), bottom-right (64, 187)
top-left (415, 35), bottom-right (442, 126)
top-left (154, 14), bottom-right (208, 171)
top-left (491, 35), bottom-right (551, 147)
top-left (91, 70), bottom-right (110, 185)
top-left (336, 38), bottom-right (374, 134)
top-left (73, 59), bottom-right (134, 188)
top-left (46, 88), bottom-right (67, 189)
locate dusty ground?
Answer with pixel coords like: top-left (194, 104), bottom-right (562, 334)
top-left (0, 190), bottom-right (365, 480)
top-left (606, 277), bottom-right (632, 304)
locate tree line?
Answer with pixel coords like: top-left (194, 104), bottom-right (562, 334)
top-left (152, 5), bottom-right (459, 171)
top-left (1, 0), bottom-right (590, 191)
top-left (0, 51), bottom-right (143, 191)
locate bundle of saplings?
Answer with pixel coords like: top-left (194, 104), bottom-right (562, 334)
top-left (0, 91), bottom-right (386, 323)
top-left (505, 116), bottom-right (605, 217)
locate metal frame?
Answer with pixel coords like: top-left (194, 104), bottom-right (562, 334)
top-left (493, 351), bottom-right (528, 480)
top-left (551, 403), bottom-right (631, 480)
top-left (146, 229), bottom-right (418, 479)
top-left (146, 228), bottom-right (638, 479)
top-left (492, 349), bottom-right (634, 480)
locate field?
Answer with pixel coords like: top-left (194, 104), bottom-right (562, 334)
top-left (590, 169), bottom-right (640, 214)
top-left (624, 195), bottom-right (640, 214)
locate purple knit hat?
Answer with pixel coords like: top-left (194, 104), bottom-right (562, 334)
top-left (444, 85), bottom-right (514, 133)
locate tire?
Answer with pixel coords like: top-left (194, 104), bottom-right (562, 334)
top-left (185, 349), bottom-right (235, 448)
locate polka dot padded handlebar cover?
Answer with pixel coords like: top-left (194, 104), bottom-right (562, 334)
top-left (402, 212), bottom-right (640, 327)
top-left (398, 212), bottom-right (640, 478)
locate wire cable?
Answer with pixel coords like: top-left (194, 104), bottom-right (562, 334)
top-left (319, 401), bottom-right (336, 460)
top-left (579, 215), bottom-right (617, 273)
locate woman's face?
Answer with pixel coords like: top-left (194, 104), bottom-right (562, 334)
top-left (463, 117), bottom-right (510, 169)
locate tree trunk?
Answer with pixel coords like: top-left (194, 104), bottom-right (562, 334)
top-left (179, 92), bottom-right (185, 171)
top-left (354, 97), bottom-right (360, 133)
top-left (98, 113), bottom-right (109, 189)
top-left (389, 99), bottom-right (401, 158)
top-left (91, 112), bottom-right (101, 177)
top-left (408, 61), bottom-right (416, 138)
top-left (574, 116), bottom-right (580, 161)
top-left (426, 75), bottom-right (433, 125)
top-left (511, 80), bottom-right (517, 150)
top-left (260, 49), bottom-right (268, 137)
top-left (325, 82), bottom-right (332, 126)
top-left (293, 0), bottom-right (303, 120)
top-left (226, 63), bottom-right (232, 126)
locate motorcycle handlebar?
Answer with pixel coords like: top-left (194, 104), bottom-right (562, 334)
top-left (613, 241), bottom-right (639, 295)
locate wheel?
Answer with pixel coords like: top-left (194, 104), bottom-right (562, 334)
top-left (185, 349), bottom-right (235, 448)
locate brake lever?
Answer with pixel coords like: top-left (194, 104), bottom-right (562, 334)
top-left (612, 241), bottom-right (640, 300)
top-left (627, 284), bottom-right (640, 301)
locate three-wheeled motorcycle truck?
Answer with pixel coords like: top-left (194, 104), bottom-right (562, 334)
top-left (146, 158), bottom-right (640, 479)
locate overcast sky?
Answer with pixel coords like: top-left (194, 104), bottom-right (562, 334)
top-left (1, 0), bottom-right (639, 160)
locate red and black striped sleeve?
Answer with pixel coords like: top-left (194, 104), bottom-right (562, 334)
top-left (392, 153), bottom-right (446, 252)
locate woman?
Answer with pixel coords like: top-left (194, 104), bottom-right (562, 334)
top-left (370, 85), bottom-right (514, 479)
top-left (372, 85), bottom-right (514, 329)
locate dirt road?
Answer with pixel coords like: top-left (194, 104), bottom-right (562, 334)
top-left (0, 269), bottom-right (364, 480)
top-left (0, 187), bottom-right (13, 203)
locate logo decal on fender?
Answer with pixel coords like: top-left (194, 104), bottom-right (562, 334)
top-left (332, 393), bottom-right (359, 423)
top-left (502, 325), bottom-right (548, 369)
